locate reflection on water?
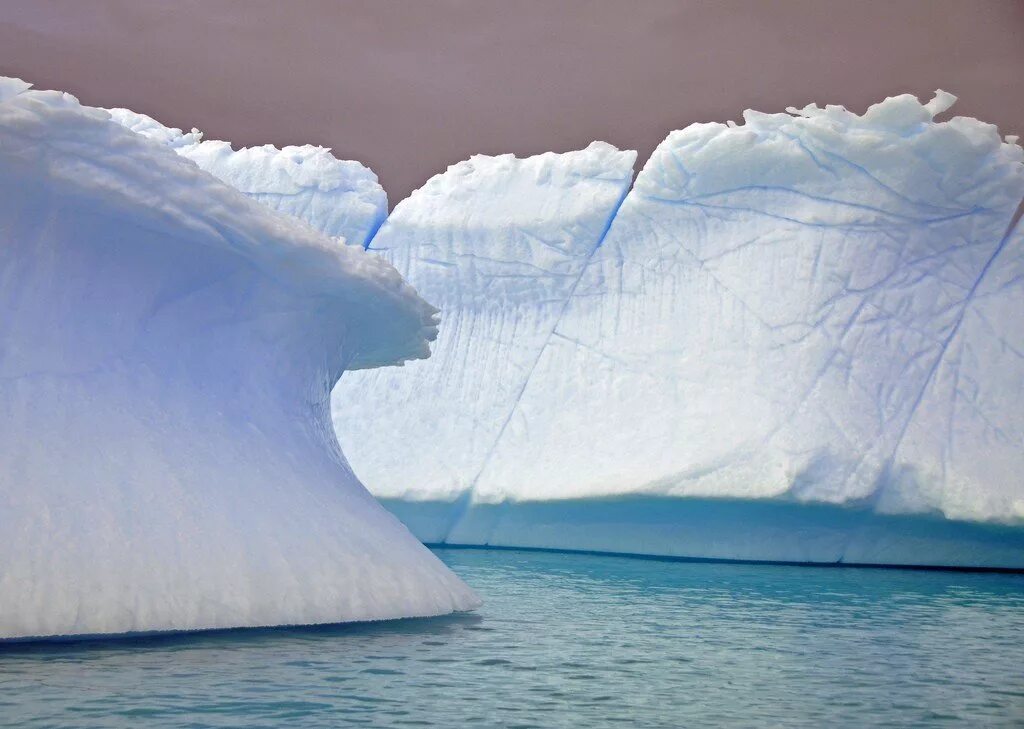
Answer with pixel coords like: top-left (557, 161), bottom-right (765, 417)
top-left (1, 548), bottom-right (1022, 727)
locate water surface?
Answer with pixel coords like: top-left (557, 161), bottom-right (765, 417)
top-left (1, 548), bottom-right (1022, 727)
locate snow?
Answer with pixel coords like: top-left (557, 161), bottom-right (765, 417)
top-left (337, 93), bottom-right (1024, 568)
top-left (108, 108), bottom-right (387, 247)
top-left (0, 78), bottom-right (479, 640)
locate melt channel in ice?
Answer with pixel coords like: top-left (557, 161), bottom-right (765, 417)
top-left (334, 92), bottom-right (1024, 569)
top-left (0, 77), bottom-right (479, 640)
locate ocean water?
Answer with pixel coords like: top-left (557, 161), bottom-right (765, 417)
top-left (1, 548), bottom-right (1022, 728)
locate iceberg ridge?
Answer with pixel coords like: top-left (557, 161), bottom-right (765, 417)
top-left (108, 107), bottom-right (388, 248)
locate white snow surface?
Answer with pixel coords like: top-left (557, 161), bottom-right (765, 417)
top-left (333, 93), bottom-right (1024, 566)
top-left (108, 108), bottom-right (387, 247)
top-left (0, 78), bottom-right (479, 640)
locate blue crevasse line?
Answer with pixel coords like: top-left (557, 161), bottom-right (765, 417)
top-left (362, 213), bottom-right (388, 249)
top-left (362, 205), bottom-right (389, 250)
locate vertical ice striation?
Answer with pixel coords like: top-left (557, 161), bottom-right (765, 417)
top-left (109, 108), bottom-right (387, 247)
top-left (331, 144), bottom-right (636, 531)
top-left (0, 79), bottom-right (478, 640)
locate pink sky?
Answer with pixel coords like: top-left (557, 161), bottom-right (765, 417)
top-left (2, 0), bottom-right (1022, 203)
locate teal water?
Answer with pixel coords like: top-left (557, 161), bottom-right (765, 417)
top-left (1, 548), bottom-right (1022, 727)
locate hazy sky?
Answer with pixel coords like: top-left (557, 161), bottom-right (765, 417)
top-left (2, 0), bottom-right (1022, 204)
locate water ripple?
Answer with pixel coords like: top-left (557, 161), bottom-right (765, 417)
top-left (1, 549), bottom-right (1022, 727)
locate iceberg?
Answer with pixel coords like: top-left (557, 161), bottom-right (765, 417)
top-left (337, 93), bottom-right (1024, 568)
top-left (109, 108), bottom-right (387, 247)
top-left (20, 75), bottom-right (1019, 578)
top-left (0, 77), bottom-right (479, 640)
top-left (332, 142), bottom-right (637, 515)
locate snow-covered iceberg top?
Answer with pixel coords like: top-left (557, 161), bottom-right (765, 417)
top-left (333, 91), bottom-right (1024, 568)
top-left (0, 77), bottom-right (478, 640)
top-left (108, 107), bottom-right (388, 248)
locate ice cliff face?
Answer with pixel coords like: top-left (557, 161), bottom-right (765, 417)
top-left (333, 143), bottom-right (638, 503)
top-left (108, 108), bottom-right (387, 247)
top-left (0, 77), bottom-right (478, 640)
top-left (334, 92), bottom-right (1024, 567)
top-left (887, 222), bottom-right (1024, 521)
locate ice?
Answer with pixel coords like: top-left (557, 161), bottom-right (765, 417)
top-left (14, 76), bottom-right (1018, 579)
top-left (339, 93), bottom-right (1024, 568)
top-left (476, 93), bottom-right (1024, 514)
top-left (0, 79), bottom-right (479, 640)
top-left (884, 223), bottom-right (1024, 522)
top-left (109, 108), bottom-right (387, 247)
top-left (332, 143), bottom-right (637, 502)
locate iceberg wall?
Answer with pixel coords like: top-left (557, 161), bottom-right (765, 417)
top-left (0, 78), bottom-right (478, 640)
top-left (475, 93), bottom-right (1024, 515)
top-left (339, 93), bottom-right (1024, 568)
top-left (333, 143), bottom-right (637, 505)
top-left (886, 221), bottom-right (1024, 522)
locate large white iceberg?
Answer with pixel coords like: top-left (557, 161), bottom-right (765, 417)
top-left (0, 78), bottom-right (479, 640)
top-left (337, 92), bottom-right (1024, 568)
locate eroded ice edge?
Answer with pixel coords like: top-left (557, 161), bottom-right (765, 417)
top-left (0, 77), bottom-right (479, 640)
top-left (334, 92), bottom-right (1024, 569)
top-left (109, 107), bottom-right (388, 247)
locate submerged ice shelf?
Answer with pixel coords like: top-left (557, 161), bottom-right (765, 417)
top-left (331, 91), bottom-right (1024, 569)
top-left (0, 77), bottom-right (478, 640)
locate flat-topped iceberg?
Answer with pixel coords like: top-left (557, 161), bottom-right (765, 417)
top-left (0, 77), bottom-right (479, 640)
top-left (336, 92), bottom-right (1024, 568)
